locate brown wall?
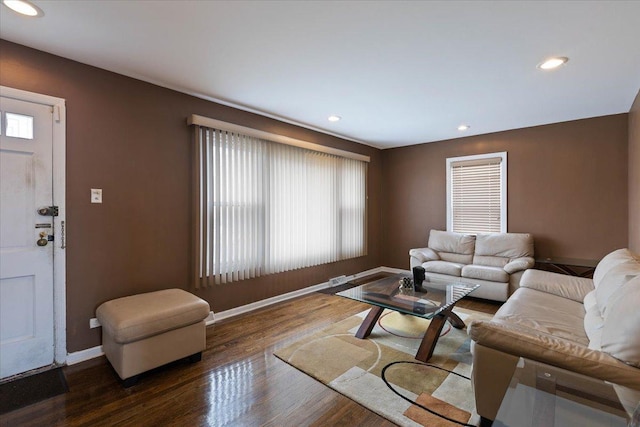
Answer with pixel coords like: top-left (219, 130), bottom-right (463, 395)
top-left (0, 38), bottom-right (633, 354)
top-left (381, 115), bottom-right (629, 268)
top-left (0, 40), bottom-right (382, 352)
top-left (630, 90), bottom-right (640, 253)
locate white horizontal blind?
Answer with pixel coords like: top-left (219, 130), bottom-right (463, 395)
top-left (449, 153), bottom-right (506, 234)
top-left (194, 126), bottom-right (367, 287)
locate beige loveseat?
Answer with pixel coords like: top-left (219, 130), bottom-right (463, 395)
top-left (468, 248), bottom-right (640, 422)
top-left (409, 230), bottom-right (535, 301)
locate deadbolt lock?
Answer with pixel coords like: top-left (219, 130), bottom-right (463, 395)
top-left (37, 206), bottom-right (59, 217)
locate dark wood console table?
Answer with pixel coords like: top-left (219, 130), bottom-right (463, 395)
top-left (534, 256), bottom-right (599, 278)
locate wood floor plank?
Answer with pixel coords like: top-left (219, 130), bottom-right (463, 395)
top-left (0, 285), bottom-right (499, 426)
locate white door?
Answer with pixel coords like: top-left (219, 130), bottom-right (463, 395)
top-left (0, 96), bottom-right (55, 379)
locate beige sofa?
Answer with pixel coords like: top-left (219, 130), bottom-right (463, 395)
top-left (468, 248), bottom-right (640, 423)
top-left (409, 230), bottom-right (535, 301)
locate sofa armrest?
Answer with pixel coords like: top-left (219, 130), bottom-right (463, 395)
top-left (503, 257), bottom-right (535, 274)
top-left (468, 320), bottom-right (640, 390)
top-left (408, 247), bottom-right (440, 263)
top-left (520, 269), bottom-right (594, 302)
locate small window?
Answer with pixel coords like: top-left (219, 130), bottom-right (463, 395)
top-left (5, 112), bottom-right (34, 139)
top-left (446, 152), bottom-right (507, 234)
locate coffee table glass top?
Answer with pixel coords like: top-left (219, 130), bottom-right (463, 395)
top-left (336, 274), bottom-right (479, 319)
top-left (494, 358), bottom-right (640, 427)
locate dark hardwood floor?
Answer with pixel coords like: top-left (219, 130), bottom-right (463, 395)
top-left (0, 284), bottom-right (500, 427)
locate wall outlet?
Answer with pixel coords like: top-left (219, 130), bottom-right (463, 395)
top-left (90, 188), bottom-right (103, 203)
top-left (89, 318), bottom-right (101, 328)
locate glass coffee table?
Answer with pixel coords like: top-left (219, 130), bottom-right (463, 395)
top-left (494, 358), bottom-right (640, 427)
top-left (336, 273), bottom-right (479, 362)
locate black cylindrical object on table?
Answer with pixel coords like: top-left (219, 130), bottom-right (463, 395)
top-left (412, 266), bottom-right (426, 291)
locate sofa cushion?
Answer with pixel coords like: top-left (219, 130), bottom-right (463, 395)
top-left (583, 304), bottom-right (604, 351)
top-left (492, 288), bottom-right (589, 345)
top-left (409, 247), bottom-right (440, 263)
top-left (583, 290), bottom-right (597, 311)
top-left (423, 260), bottom-right (463, 277)
top-left (595, 261), bottom-right (640, 316)
top-left (593, 248), bottom-right (638, 288)
top-left (521, 269), bottom-right (594, 303)
top-left (423, 272), bottom-right (509, 301)
top-left (474, 233), bottom-right (534, 258)
top-left (601, 276), bottom-right (640, 367)
top-left (472, 255), bottom-right (509, 268)
top-left (428, 230), bottom-right (475, 264)
top-left (462, 265), bottom-right (509, 283)
top-left (504, 257), bottom-right (535, 274)
top-left (439, 252), bottom-right (474, 264)
top-left (584, 288), bottom-right (604, 349)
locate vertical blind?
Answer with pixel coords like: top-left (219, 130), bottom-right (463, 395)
top-left (450, 156), bottom-right (504, 234)
top-left (194, 126), bottom-right (367, 287)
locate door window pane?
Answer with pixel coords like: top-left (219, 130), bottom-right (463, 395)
top-left (5, 113), bottom-right (34, 139)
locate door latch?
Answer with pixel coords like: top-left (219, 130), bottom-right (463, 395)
top-left (37, 231), bottom-right (49, 246)
top-left (37, 206), bottom-right (59, 217)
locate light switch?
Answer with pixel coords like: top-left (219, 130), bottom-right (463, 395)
top-left (91, 188), bottom-right (103, 203)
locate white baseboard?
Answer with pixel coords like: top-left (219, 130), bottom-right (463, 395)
top-left (205, 310), bottom-right (215, 326)
top-left (66, 345), bottom-right (104, 365)
top-left (65, 266), bottom-right (406, 364)
top-left (212, 280), bottom-right (329, 322)
top-left (213, 266), bottom-right (405, 322)
top-left (372, 266), bottom-right (409, 275)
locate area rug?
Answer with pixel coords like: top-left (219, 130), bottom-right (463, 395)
top-left (274, 308), bottom-right (492, 426)
top-left (0, 367), bottom-right (68, 415)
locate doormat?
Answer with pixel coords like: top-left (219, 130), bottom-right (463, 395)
top-left (274, 308), bottom-right (492, 426)
top-left (0, 367), bottom-right (68, 415)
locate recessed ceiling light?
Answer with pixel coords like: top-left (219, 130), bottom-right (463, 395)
top-left (457, 124), bottom-right (470, 131)
top-left (328, 115), bottom-right (341, 122)
top-left (2, 0), bottom-right (44, 16)
top-left (538, 57), bottom-right (568, 70)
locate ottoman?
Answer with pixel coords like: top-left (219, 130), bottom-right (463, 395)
top-left (96, 288), bottom-right (210, 386)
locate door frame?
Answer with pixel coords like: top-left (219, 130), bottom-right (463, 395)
top-left (1, 85), bottom-right (67, 366)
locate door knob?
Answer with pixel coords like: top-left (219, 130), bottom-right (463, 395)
top-left (37, 231), bottom-right (48, 247)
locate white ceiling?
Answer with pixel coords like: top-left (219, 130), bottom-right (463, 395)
top-left (1, 1), bottom-right (639, 148)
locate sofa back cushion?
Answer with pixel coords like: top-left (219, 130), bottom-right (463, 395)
top-left (601, 275), bottom-right (640, 368)
top-left (593, 248), bottom-right (638, 288)
top-left (583, 290), bottom-right (604, 350)
top-left (595, 260), bottom-right (640, 316)
top-left (472, 233), bottom-right (534, 267)
top-left (428, 230), bottom-right (476, 264)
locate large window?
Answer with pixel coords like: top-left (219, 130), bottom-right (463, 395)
top-left (193, 122), bottom-right (367, 287)
top-left (446, 152), bottom-right (507, 234)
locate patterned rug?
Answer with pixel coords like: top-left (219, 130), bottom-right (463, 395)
top-left (274, 308), bottom-right (492, 426)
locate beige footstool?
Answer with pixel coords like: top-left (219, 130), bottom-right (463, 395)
top-left (96, 288), bottom-right (210, 386)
